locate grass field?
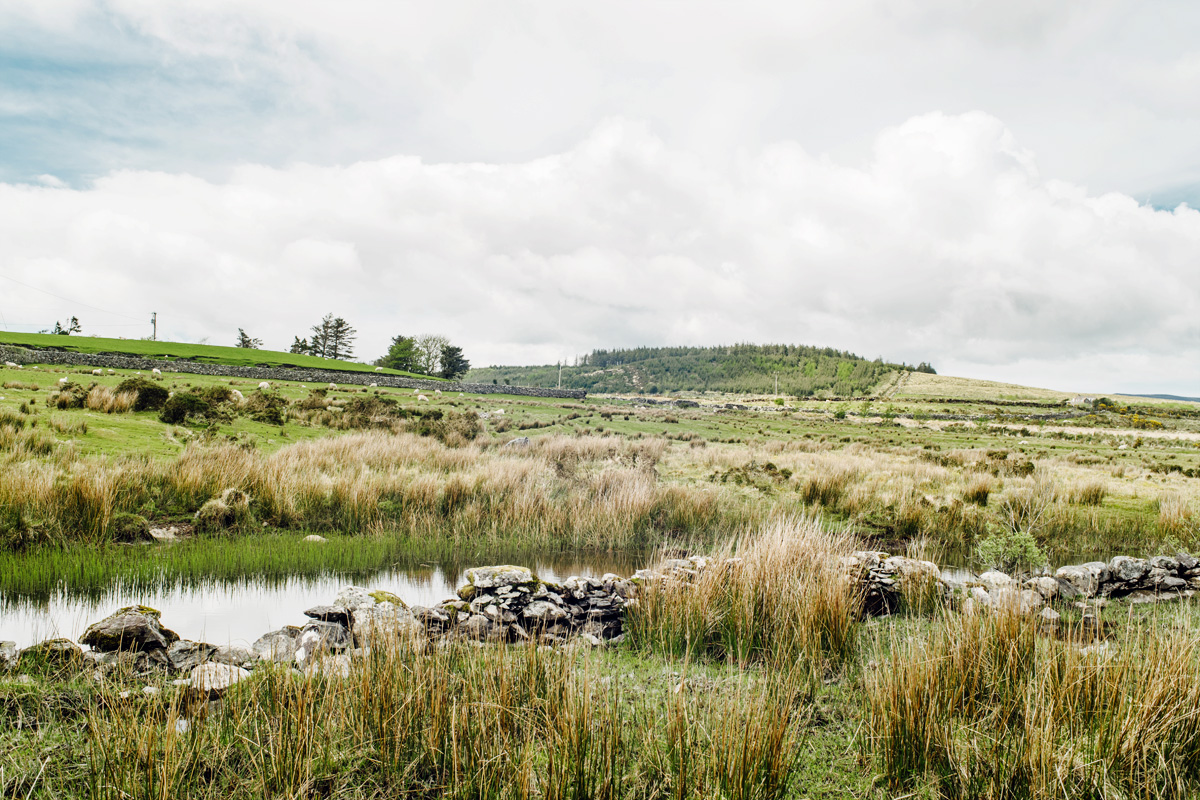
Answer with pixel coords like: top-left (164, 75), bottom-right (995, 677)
top-left (0, 331), bottom-right (437, 378)
top-left (1, 358), bottom-right (1199, 798)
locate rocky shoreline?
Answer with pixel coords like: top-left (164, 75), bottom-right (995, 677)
top-left (3, 551), bottom-right (1197, 698)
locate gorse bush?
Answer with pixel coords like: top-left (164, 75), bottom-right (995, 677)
top-left (115, 377), bottom-right (169, 411)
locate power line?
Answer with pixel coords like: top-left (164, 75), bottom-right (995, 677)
top-left (0, 272), bottom-right (145, 321)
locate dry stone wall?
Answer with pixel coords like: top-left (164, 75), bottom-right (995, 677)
top-left (0, 345), bottom-right (586, 400)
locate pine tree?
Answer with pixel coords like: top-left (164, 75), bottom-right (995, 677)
top-left (307, 314), bottom-right (356, 360)
top-left (439, 344), bottom-right (470, 379)
top-left (378, 336), bottom-right (417, 371)
top-left (235, 328), bottom-right (263, 349)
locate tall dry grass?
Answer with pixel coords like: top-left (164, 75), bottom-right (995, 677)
top-left (85, 640), bottom-right (809, 800)
top-left (625, 516), bottom-right (862, 668)
top-left (865, 609), bottom-right (1200, 799)
top-left (0, 432), bottom-right (755, 549)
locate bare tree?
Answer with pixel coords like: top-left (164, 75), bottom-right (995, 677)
top-left (413, 334), bottom-right (449, 375)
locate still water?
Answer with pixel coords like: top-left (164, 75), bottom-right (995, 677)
top-left (1, 555), bottom-right (641, 649)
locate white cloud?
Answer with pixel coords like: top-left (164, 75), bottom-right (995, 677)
top-left (1, 111), bottom-right (1197, 394)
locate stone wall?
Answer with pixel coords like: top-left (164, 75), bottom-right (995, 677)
top-left (0, 345), bottom-right (586, 400)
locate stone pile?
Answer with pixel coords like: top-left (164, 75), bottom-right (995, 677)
top-left (425, 566), bottom-right (633, 645)
top-left (842, 552), bottom-right (943, 615)
top-left (1054, 553), bottom-right (1200, 601)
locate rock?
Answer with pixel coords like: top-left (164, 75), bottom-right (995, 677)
top-left (522, 600), bottom-right (568, 624)
top-left (1124, 589), bottom-right (1186, 605)
top-left (166, 640), bottom-right (218, 672)
top-left (189, 663), bottom-right (250, 698)
top-left (1055, 563), bottom-right (1105, 598)
top-left (303, 535), bottom-right (327, 543)
top-left (1108, 556), bottom-right (1150, 585)
top-left (0, 641), bottom-right (16, 671)
top-left (460, 614), bottom-right (490, 640)
top-left (81, 605), bottom-right (180, 652)
top-left (1149, 555), bottom-right (1180, 572)
top-left (978, 571), bottom-right (1014, 593)
top-left (304, 605), bottom-right (351, 626)
top-left (351, 603), bottom-right (421, 647)
top-left (211, 645), bottom-right (257, 668)
top-left (969, 586), bottom-right (991, 606)
top-left (1039, 607), bottom-right (1061, 624)
top-left (18, 638), bottom-right (83, 669)
top-left (252, 628), bottom-right (301, 663)
top-left (990, 588), bottom-right (1043, 615)
top-left (1175, 552), bottom-right (1198, 571)
top-left (333, 587), bottom-right (408, 612)
top-left (303, 653), bottom-right (352, 680)
top-left (1025, 576), bottom-right (1059, 601)
top-left (295, 621), bottom-right (351, 664)
top-left (503, 437), bottom-right (531, 447)
top-left (458, 566), bottom-right (539, 601)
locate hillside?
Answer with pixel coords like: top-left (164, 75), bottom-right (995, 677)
top-left (0, 331), bottom-right (432, 378)
top-left (466, 343), bottom-right (934, 396)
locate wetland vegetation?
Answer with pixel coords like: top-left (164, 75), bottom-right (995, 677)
top-left (1, 354), bottom-right (1199, 798)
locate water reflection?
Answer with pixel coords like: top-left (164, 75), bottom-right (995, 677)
top-left (1, 554), bottom-right (642, 649)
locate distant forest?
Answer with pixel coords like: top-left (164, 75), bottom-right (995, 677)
top-left (466, 344), bottom-right (935, 396)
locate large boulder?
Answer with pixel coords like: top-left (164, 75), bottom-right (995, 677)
top-left (978, 571), bottom-right (1014, 593)
top-left (0, 641), bottom-right (16, 671)
top-left (18, 638), bottom-right (82, 670)
top-left (80, 606), bottom-right (179, 652)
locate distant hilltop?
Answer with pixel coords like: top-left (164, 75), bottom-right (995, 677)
top-left (466, 343), bottom-right (934, 397)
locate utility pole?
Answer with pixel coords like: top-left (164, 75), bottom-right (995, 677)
top-left (558, 361), bottom-right (562, 389)
top-left (774, 373), bottom-right (779, 396)
top-left (150, 312), bottom-right (157, 341)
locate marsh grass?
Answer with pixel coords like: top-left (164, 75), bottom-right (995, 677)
top-left (865, 607), bottom-right (1200, 799)
top-left (625, 516), bottom-right (861, 669)
top-left (81, 640), bottom-right (810, 800)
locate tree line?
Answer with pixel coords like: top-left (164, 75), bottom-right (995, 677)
top-left (234, 313), bottom-right (470, 379)
top-left (467, 343), bottom-right (934, 397)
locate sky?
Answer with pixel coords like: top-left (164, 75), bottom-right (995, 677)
top-left (0, 1), bottom-right (1198, 395)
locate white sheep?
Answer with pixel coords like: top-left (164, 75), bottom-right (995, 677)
top-left (107, 369), bottom-right (115, 374)
top-left (374, 366), bottom-right (383, 372)
top-left (4, 361), bottom-right (18, 368)
top-left (435, 389), bottom-right (442, 395)
top-left (58, 377), bottom-right (68, 385)
top-left (413, 388), bottom-right (420, 394)
top-left (494, 408), bottom-right (505, 416)
top-left (92, 369), bottom-right (103, 376)
top-left (369, 382), bottom-right (378, 387)
top-left (152, 368), bottom-right (161, 375)
top-left (418, 394), bottom-right (429, 402)
top-left (328, 382), bottom-right (337, 390)
top-left (231, 389), bottom-right (245, 402)
top-left (258, 381), bottom-right (270, 390)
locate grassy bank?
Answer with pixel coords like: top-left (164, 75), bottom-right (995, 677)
top-left (0, 332), bottom-right (431, 377)
top-left (3, 518), bottom-right (1199, 799)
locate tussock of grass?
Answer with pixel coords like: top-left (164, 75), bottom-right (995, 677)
top-left (83, 641), bottom-right (810, 800)
top-left (865, 610), bottom-right (1200, 799)
top-left (626, 516), bottom-right (861, 668)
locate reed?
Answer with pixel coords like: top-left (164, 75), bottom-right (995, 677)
top-left (864, 608), bottom-right (1200, 799)
top-left (625, 516), bottom-right (861, 668)
top-left (79, 639), bottom-right (810, 800)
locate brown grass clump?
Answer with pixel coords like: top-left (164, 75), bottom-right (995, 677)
top-left (625, 516), bottom-right (861, 669)
top-left (865, 610), bottom-right (1200, 798)
top-left (87, 640), bottom-right (810, 800)
top-left (85, 385), bottom-right (137, 414)
top-left (962, 474), bottom-right (992, 506)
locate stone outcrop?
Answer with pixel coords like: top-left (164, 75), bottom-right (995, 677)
top-left (1055, 554), bottom-right (1200, 600)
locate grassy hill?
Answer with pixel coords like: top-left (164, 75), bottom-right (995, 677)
top-left (0, 331), bottom-right (434, 379)
top-left (467, 343), bottom-right (934, 397)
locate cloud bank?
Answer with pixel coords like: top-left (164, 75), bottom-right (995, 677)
top-left (1, 111), bottom-right (1196, 394)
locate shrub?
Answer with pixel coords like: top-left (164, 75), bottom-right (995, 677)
top-left (159, 387), bottom-right (235, 424)
top-left (50, 382), bottom-right (89, 410)
top-left (973, 525), bottom-right (1045, 573)
top-left (116, 377), bottom-right (170, 411)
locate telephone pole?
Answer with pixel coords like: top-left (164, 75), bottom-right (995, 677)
top-left (558, 361), bottom-right (563, 389)
top-left (150, 312), bottom-right (157, 341)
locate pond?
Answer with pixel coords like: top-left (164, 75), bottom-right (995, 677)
top-left (0, 540), bottom-right (645, 649)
